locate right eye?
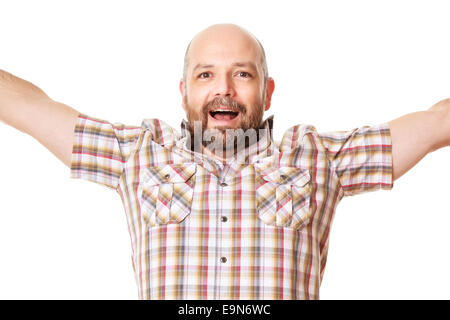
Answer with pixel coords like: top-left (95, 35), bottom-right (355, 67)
top-left (198, 72), bottom-right (211, 79)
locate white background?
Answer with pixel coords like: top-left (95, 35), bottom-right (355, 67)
top-left (1, 0), bottom-right (450, 299)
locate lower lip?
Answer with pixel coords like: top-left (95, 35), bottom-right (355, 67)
top-left (207, 112), bottom-right (241, 128)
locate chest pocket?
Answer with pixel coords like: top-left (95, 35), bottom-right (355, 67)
top-left (138, 163), bottom-right (197, 226)
top-left (255, 166), bottom-right (312, 230)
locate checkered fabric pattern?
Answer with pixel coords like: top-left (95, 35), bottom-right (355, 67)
top-left (70, 113), bottom-right (393, 299)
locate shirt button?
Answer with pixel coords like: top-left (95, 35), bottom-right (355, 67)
top-left (220, 182), bottom-right (228, 187)
top-left (280, 174), bottom-right (287, 181)
top-left (164, 174), bottom-right (170, 180)
top-left (221, 216), bottom-right (228, 223)
top-left (220, 257), bottom-right (227, 263)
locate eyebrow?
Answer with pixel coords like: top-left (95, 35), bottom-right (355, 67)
top-left (232, 62), bottom-right (257, 70)
top-left (192, 61), bottom-right (258, 73)
top-left (193, 64), bottom-right (215, 72)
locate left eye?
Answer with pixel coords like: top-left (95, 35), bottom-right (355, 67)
top-left (238, 71), bottom-right (251, 77)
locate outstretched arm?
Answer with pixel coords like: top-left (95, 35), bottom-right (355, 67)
top-left (0, 70), bottom-right (80, 167)
top-left (389, 98), bottom-right (450, 181)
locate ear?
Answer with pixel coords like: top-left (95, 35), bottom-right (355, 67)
top-left (264, 77), bottom-right (275, 111)
top-left (179, 79), bottom-right (186, 111)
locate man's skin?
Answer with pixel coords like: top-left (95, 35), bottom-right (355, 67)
top-left (0, 23), bottom-right (449, 189)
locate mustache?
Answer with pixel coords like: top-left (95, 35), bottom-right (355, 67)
top-left (203, 96), bottom-right (246, 114)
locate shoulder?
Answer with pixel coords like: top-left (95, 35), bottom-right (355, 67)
top-left (140, 118), bottom-right (180, 147)
top-left (278, 123), bottom-right (319, 151)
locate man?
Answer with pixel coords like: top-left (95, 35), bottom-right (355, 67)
top-left (0, 23), bottom-right (449, 299)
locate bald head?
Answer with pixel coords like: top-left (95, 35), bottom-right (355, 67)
top-left (183, 24), bottom-right (268, 89)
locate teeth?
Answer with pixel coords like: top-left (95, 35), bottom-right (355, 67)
top-left (212, 109), bottom-right (237, 112)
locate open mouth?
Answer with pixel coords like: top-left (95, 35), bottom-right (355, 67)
top-left (209, 109), bottom-right (240, 121)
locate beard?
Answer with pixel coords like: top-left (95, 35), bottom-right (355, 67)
top-left (185, 95), bottom-right (265, 131)
top-left (184, 95), bottom-right (266, 156)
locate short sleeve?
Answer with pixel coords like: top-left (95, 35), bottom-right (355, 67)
top-left (70, 113), bottom-right (142, 190)
top-left (318, 123), bottom-right (394, 197)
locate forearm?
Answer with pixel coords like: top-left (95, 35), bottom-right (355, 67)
top-left (0, 70), bottom-right (80, 167)
top-left (427, 98), bottom-right (450, 150)
top-left (388, 98), bottom-right (450, 181)
top-left (0, 69), bottom-right (52, 132)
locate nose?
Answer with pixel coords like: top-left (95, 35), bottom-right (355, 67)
top-left (214, 74), bottom-right (235, 97)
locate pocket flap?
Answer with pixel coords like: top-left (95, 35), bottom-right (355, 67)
top-left (141, 163), bottom-right (197, 185)
top-left (257, 166), bottom-right (310, 187)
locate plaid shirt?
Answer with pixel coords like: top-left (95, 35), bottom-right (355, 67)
top-left (70, 113), bottom-right (393, 299)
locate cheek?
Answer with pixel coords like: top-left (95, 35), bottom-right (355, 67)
top-left (240, 83), bottom-right (263, 102)
top-left (188, 87), bottom-right (210, 108)
top-left (240, 89), bottom-right (263, 110)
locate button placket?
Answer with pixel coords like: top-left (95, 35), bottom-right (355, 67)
top-left (219, 180), bottom-right (228, 222)
top-left (217, 175), bottom-right (229, 294)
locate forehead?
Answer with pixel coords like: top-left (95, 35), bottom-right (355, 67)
top-left (187, 27), bottom-right (263, 73)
